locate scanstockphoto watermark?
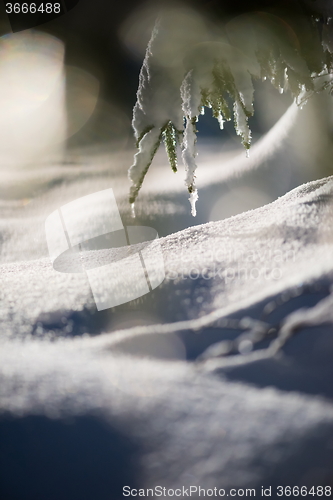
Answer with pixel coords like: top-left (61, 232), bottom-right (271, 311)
top-left (166, 264), bottom-right (284, 282)
top-left (45, 188), bottom-right (165, 311)
top-left (123, 486), bottom-right (256, 497)
top-left (166, 247), bottom-right (296, 282)
top-left (123, 485), bottom-right (331, 497)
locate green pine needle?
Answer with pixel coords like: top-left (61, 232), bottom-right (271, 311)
top-left (162, 121), bottom-right (179, 173)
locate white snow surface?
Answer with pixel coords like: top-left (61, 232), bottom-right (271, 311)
top-left (1, 147), bottom-right (333, 492)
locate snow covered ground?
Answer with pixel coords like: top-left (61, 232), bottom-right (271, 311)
top-left (1, 127), bottom-right (333, 498)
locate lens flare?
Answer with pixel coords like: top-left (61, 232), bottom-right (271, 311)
top-left (0, 31), bottom-right (66, 168)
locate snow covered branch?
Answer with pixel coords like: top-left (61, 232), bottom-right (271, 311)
top-left (128, 7), bottom-right (333, 215)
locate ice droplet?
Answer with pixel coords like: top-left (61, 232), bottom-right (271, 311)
top-left (246, 149), bottom-right (250, 158)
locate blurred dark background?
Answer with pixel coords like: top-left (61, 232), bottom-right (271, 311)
top-left (0, 0), bottom-right (330, 118)
top-left (0, 0), bottom-right (332, 181)
top-left (0, 0), bottom-right (157, 115)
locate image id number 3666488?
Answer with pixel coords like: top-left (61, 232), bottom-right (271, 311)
top-left (276, 485), bottom-right (331, 496)
top-left (5, 3), bottom-right (61, 14)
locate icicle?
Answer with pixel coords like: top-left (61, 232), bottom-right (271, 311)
top-left (131, 203), bottom-right (136, 218)
top-left (181, 72), bottom-right (199, 216)
top-left (189, 189), bottom-right (198, 217)
top-left (217, 113), bottom-right (224, 130)
top-left (182, 117), bottom-right (198, 216)
top-left (234, 99), bottom-right (251, 149)
top-left (246, 149), bottom-right (250, 158)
